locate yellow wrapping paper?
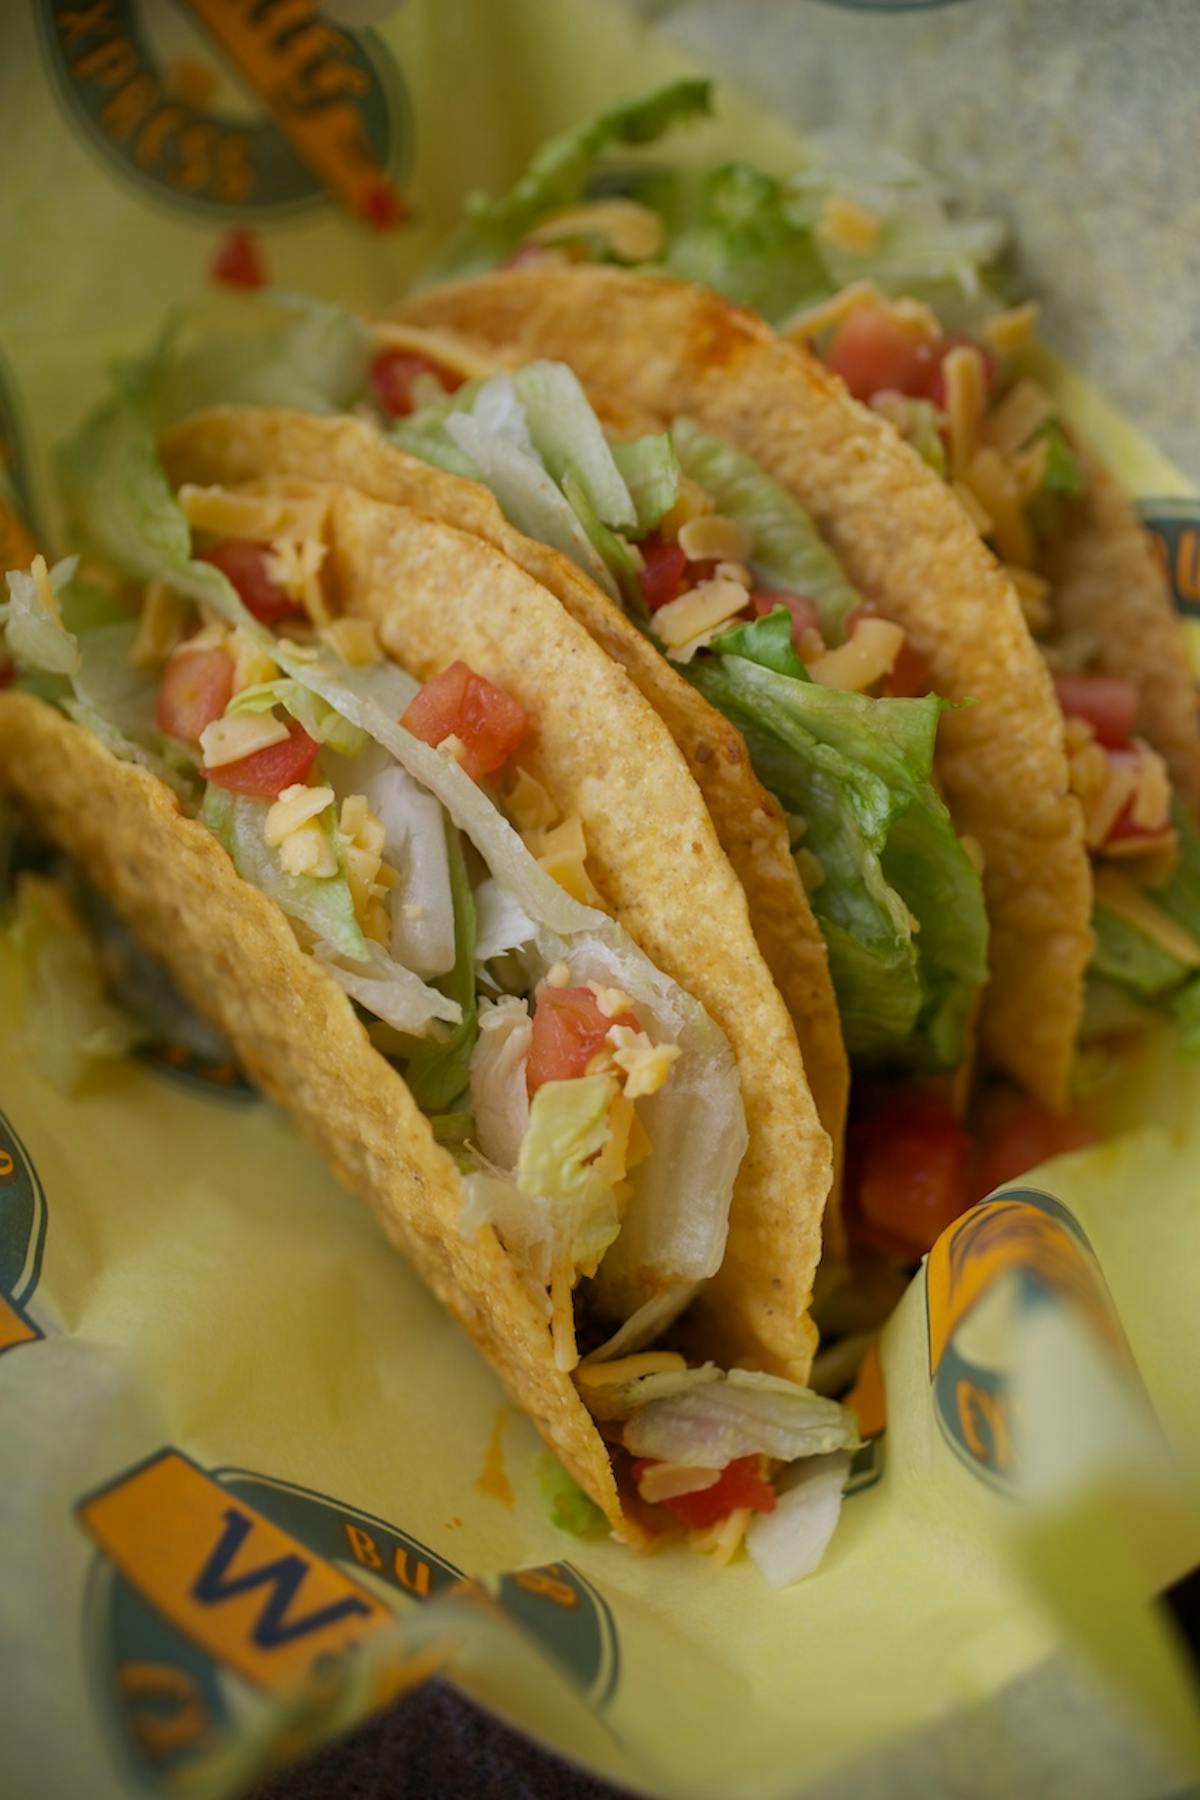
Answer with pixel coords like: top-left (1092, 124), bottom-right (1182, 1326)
top-left (1, 3), bottom-right (1198, 1796)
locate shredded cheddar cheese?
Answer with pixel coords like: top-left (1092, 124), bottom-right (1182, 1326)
top-left (319, 617), bottom-right (382, 667)
top-left (808, 616), bottom-right (904, 692)
top-left (278, 822), bottom-right (338, 879)
top-left (587, 982), bottom-right (635, 1019)
top-left (198, 712), bottom-right (289, 768)
top-left (677, 512), bottom-right (752, 564)
top-left (951, 478), bottom-right (993, 537)
top-left (523, 816), bottom-right (607, 909)
top-left (527, 198), bottom-right (664, 262)
top-left (944, 345), bottom-right (989, 478)
top-left (688, 1506), bottom-right (752, 1568)
top-left (655, 576), bottom-right (748, 658)
top-left (783, 280), bottom-right (881, 342)
top-left (817, 193), bottom-right (882, 253)
top-left (1004, 564), bottom-right (1053, 634)
top-left (981, 300), bottom-right (1039, 356)
top-left (265, 783), bottom-right (335, 846)
top-left (1093, 869), bottom-right (1200, 964)
top-left (658, 475), bottom-right (716, 542)
top-left (606, 1023), bottom-right (681, 1099)
top-left (504, 766), bottom-right (559, 835)
top-left (339, 792), bottom-right (393, 942)
top-left (574, 1352), bottom-right (687, 1386)
top-left (368, 321), bottom-right (500, 381)
top-left (983, 376), bottom-right (1054, 458)
top-left (963, 447), bottom-right (1035, 568)
top-left (230, 628), bottom-right (279, 693)
top-left (131, 581), bottom-right (189, 668)
top-left (265, 536), bottom-right (331, 626)
top-left (550, 1257), bottom-right (579, 1372)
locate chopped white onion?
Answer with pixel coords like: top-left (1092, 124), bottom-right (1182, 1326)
top-left (313, 939), bottom-right (461, 1035)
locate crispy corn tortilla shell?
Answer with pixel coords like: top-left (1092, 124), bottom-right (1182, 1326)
top-left (0, 690), bottom-right (627, 1535)
top-left (1044, 450), bottom-right (1200, 815)
top-left (163, 413), bottom-right (847, 1285)
top-left (397, 268), bottom-right (1095, 1112)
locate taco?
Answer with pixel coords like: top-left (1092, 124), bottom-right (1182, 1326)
top-left (409, 81), bottom-right (1200, 1149)
top-left (0, 388), bottom-right (854, 1574)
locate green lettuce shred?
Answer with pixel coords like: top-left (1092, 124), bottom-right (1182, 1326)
top-left (536, 1455), bottom-right (608, 1539)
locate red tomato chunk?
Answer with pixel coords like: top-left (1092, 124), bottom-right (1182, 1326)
top-left (401, 660), bottom-right (529, 781)
top-left (850, 1087), bottom-right (970, 1261)
top-left (526, 985), bottom-right (639, 1096)
top-left (632, 1457), bottom-right (776, 1529)
top-left (210, 227), bottom-right (266, 291)
top-left (824, 302), bottom-right (941, 403)
top-left (969, 1099), bottom-right (1096, 1206)
top-left (199, 539), bottom-right (301, 625)
top-left (204, 718), bottom-right (320, 797)
top-left (1052, 672), bottom-right (1138, 749)
top-left (369, 349), bottom-right (465, 419)
top-left (637, 532), bottom-right (689, 613)
top-left (750, 591), bottom-right (821, 650)
top-left (156, 647), bottom-right (235, 743)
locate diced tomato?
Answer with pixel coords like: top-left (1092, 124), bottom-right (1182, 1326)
top-left (361, 183), bottom-right (406, 231)
top-left (844, 600), bottom-right (929, 694)
top-left (969, 1095), bottom-right (1096, 1205)
top-left (526, 985), bottom-right (639, 1096)
top-left (369, 349), bottom-right (465, 419)
top-left (849, 1086), bottom-right (971, 1261)
top-left (401, 660), bottom-right (529, 782)
top-left (640, 1456), bottom-right (776, 1529)
top-left (884, 636), bottom-right (932, 698)
top-left (925, 334), bottom-right (998, 410)
top-left (824, 301), bottom-right (941, 403)
top-left (210, 228), bottom-right (266, 291)
top-left (638, 532), bottom-right (689, 612)
top-left (204, 718), bottom-right (319, 797)
top-left (156, 647), bottom-right (235, 743)
top-left (749, 591), bottom-right (822, 650)
top-left (199, 539), bottom-right (301, 625)
top-left (1052, 672), bottom-right (1138, 749)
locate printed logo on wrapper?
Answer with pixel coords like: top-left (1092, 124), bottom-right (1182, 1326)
top-left (1141, 496), bottom-right (1200, 625)
top-left (0, 1110), bottom-right (48, 1355)
top-left (36, 0), bottom-right (411, 225)
top-left (78, 1449), bottom-right (618, 1787)
top-left (925, 1188), bottom-right (1130, 1488)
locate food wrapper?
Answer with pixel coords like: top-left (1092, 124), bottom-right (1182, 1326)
top-left (2, 2), bottom-right (1198, 1795)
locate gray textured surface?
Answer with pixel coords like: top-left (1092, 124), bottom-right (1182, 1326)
top-left (637, 0), bottom-right (1200, 480)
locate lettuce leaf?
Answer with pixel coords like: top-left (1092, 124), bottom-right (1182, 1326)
top-left (1091, 903), bottom-right (1190, 1000)
top-left (2, 557), bottom-right (80, 676)
top-left (426, 80), bottom-right (714, 281)
top-left (612, 433), bottom-right (680, 533)
top-left (513, 361), bottom-right (636, 529)
top-left (228, 678), bottom-right (370, 758)
top-left (399, 819), bottom-right (479, 1110)
top-left (659, 161), bottom-right (829, 324)
top-left (691, 646), bottom-right (986, 1068)
top-left (6, 874), bottom-right (143, 1091)
top-left (123, 294), bottom-right (372, 431)
top-left (536, 1455), bottom-right (608, 1539)
top-left (671, 419), bottom-right (861, 643)
top-left (517, 1074), bottom-right (617, 1200)
top-left (201, 783), bottom-right (367, 963)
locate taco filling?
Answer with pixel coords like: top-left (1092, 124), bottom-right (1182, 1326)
top-left (0, 389), bottom-right (854, 1577)
top-left (380, 355), bottom-right (990, 1258)
top-left (420, 78), bottom-right (1200, 1233)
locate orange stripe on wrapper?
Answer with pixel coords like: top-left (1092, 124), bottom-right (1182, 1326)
top-left (0, 1293), bottom-right (38, 1354)
top-left (79, 1451), bottom-right (395, 1694)
top-left (179, 0), bottom-right (406, 228)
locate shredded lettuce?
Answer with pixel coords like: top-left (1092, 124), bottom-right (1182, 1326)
top-left (745, 1450), bottom-right (850, 1588)
top-left (693, 629), bottom-right (987, 1068)
top-left (1091, 903), bottom-right (1190, 1000)
top-left (614, 1365), bottom-right (858, 1465)
top-left (425, 80), bottom-right (714, 281)
top-left (314, 939), bottom-right (463, 1036)
top-left (201, 783), bottom-right (368, 963)
top-left (468, 998), bottom-right (531, 1170)
top-left (2, 557), bottom-right (81, 675)
top-left (671, 419), bottom-right (860, 643)
top-left (612, 434), bottom-right (680, 533)
top-left (6, 875), bottom-right (143, 1091)
top-left (658, 161), bottom-right (829, 324)
top-left (517, 1074), bottom-right (617, 1202)
top-left (536, 1454), bottom-right (608, 1540)
top-left (443, 398), bottom-right (619, 597)
top-left (228, 679), bottom-right (370, 758)
top-left (399, 819), bottom-right (479, 1110)
top-left (512, 362), bottom-right (636, 530)
top-left (1027, 422), bottom-right (1086, 539)
top-left (124, 294), bottom-right (372, 431)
